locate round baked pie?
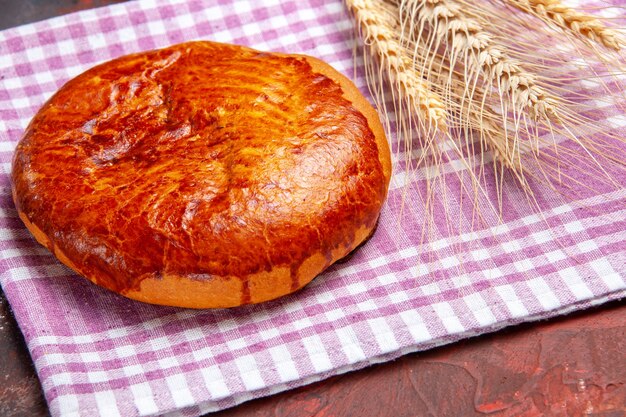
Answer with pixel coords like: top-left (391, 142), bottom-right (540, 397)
top-left (12, 41), bottom-right (391, 308)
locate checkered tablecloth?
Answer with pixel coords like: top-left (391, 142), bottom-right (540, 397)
top-left (0, 0), bottom-right (624, 416)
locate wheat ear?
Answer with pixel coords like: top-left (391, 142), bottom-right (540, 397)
top-left (344, 0), bottom-right (448, 130)
top-left (502, 0), bottom-right (624, 51)
top-left (400, 0), bottom-right (560, 121)
top-left (409, 33), bottom-right (537, 209)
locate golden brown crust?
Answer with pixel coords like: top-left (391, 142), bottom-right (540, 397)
top-left (12, 41), bottom-right (391, 308)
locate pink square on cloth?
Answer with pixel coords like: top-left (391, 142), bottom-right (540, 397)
top-left (0, 0), bottom-right (625, 416)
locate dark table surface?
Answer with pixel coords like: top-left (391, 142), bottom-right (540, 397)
top-left (1, 1), bottom-right (625, 416)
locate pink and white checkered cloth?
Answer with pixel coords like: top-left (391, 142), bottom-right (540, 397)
top-left (1, 0), bottom-right (624, 416)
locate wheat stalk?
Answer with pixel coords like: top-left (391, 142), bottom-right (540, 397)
top-left (345, 0), bottom-right (625, 242)
top-left (398, 0), bottom-right (561, 213)
top-left (411, 34), bottom-right (535, 201)
top-left (383, 13), bottom-right (538, 229)
top-left (345, 0), bottom-right (448, 130)
top-left (398, 0), bottom-right (623, 190)
top-left (399, 0), bottom-right (560, 121)
top-left (502, 0), bottom-right (624, 51)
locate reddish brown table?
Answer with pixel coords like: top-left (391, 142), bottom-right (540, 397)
top-left (1, 2), bottom-right (625, 416)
